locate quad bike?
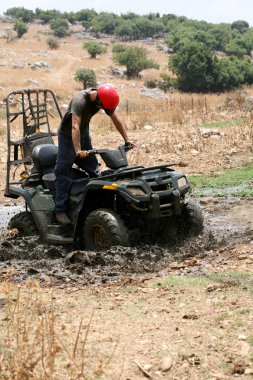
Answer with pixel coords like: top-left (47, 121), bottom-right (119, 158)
top-left (5, 89), bottom-right (203, 251)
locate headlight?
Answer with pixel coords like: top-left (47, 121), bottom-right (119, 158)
top-left (127, 186), bottom-right (146, 196)
top-left (178, 176), bottom-right (188, 189)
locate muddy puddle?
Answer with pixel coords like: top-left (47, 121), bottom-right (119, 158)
top-left (0, 197), bottom-right (252, 286)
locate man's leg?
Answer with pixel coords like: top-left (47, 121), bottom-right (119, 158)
top-left (54, 134), bottom-right (75, 224)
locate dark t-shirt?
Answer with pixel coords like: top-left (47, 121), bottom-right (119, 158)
top-left (58, 88), bottom-right (99, 138)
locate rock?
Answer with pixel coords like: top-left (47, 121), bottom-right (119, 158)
top-left (140, 87), bottom-right (168, 99)
top-left (232, 360), bottom-right (247, 374)
top-left (30, 61), bottom-right (51, 70)
top-left (245, 368), bottom-right (253, 375)
top-left (200, 128), bottom-right (220, 138)
top-left (110, 66), bottom-right (125, 77)
top-left (143, 125), bottom-right (154, 131)
top-left (161, 354), bottom-right (173, 372)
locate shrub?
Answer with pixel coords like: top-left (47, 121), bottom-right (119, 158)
top-left (13, 19), bottom-right (28, 38)
top-left (46, 37), bottom-right (60, 50)
top-left (83, 41), bottom-right (107, 58)
top-left (74, 68), bottom-right (97, 89)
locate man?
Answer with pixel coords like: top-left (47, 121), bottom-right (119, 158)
top-left (54, 83), bottom-right (134, 225)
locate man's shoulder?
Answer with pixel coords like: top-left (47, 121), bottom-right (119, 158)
top-left (72, 88), bottom-right (97, 103)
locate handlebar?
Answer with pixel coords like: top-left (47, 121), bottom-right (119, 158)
top-left (89, 143), bottom-right (134, 155)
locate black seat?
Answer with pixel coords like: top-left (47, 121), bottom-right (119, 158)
top-left (32, 144), bottom-right (89, 194)
top-left (32, 144), bottom-right (58, 175)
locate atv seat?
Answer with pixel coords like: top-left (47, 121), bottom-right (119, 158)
top-left (32, 144), bottom-right (89, 194)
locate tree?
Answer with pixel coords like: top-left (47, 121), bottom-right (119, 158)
top-left (49, 18), bottom-right (69, 38)
top-left (169, 41), bottom-right (215, 92)
top-left (13, 19), bottom-right (28, 38)
top-left (225, 38), bottom-right (247, 58)
top-left (210, 24), bottom-right (233, 52)
top-left (35, 8), bottom-right (61, 23)
top-left (113, 45), bottom-right (159, 78)
top-left (115, 21), bottom-right (135, 40)
top-left (83, 41), bottom-right (107, 58)
top-left (76, 8), bottom-right (97, 28)
top-left (231, 20), bottom-right (249, 34)
top-left (131, 17), bottom-right (165, 39)
top-left (90, 12), bottom-right (120, 35)
top-left (5, 7), bottom-right (34, 22)
top-left (74, 68), bottom-right (97, 89)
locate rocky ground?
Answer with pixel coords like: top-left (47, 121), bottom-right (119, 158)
top-left (0, 197), bottom-right (253, 379)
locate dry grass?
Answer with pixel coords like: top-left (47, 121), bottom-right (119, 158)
top-left (0, 281), bottom-right (117, 379)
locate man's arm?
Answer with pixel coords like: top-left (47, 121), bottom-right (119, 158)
top-left (72, 114), bottom-right (89, 158)
top-left (110, 112), bottom-right (135, 145)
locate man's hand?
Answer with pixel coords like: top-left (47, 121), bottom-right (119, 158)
top-left (125, 140), bottom-right (137, 148)
top-left (77, 150), bottom-right (90, 158)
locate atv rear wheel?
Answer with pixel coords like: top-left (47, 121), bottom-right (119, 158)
top-left (180, 199), bottom-right (204, 235)
top-left (8, 211), bottom-right (38, 236)
top-left (83, 208), bottom-right (130, 251)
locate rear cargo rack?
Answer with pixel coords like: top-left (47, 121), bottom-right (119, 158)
top-left (5, 88), bottom-right (62, 197)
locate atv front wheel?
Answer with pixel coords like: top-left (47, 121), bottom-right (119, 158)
top-left (83, 208), bottom-right (130, 251)
top-left (8, 211), bottom-right (38, 236)
top-left (180, 199), bottom-right (204, 235)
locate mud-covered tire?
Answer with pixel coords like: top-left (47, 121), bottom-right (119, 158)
top-left (180, 199), bottom-right (204, 235)
top-left (83, 208), bottom-right (130, 251)
top-left (8, 211), bottom-right (38, 236)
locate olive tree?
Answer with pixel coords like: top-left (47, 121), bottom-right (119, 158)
top-left (74, 68), bottom-right (97, 89)
top-left (113, 45), bottom-right (159, 78)
top-left (83, 41), bottom-right (107, 58)
top-left (13, 19), bottom-right (28, 38)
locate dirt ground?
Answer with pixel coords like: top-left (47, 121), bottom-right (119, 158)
top-left (0, 197), bottom-right (253, 379)
top-left (0, 22), bottom-right (253, 379)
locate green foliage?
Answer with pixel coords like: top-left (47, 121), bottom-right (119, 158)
top-left (190, 165), bottom-right (253, 198)
top-left (131, 17), bottom-right (165, 39)
top-left (35, 8), bottom-right (62, 23)
top-left (46, 37), bottom-right (60, 50)
top-left (169, 39), bottom-right (253, 92)
top-left (144, 79), bottom-right (158, 88)
top-left (74, 68), bottom-right (97, 89)
top-left (90, 12), bottom-right (120, 35)
top-left (231, 20), bottom-right (249, 34)
top-left (170, 41), bottom-right (215, 92)
top-left (13, 19), bottom-right (28, 38)
top-left (198, 118), bottom-right (242, 128)
top-left (225, 37), bottom-right (247, 57)
top-left (115, 21), bottom-right (135, 40)
top-left (113, 45), bottom-right (159, 78)
top-left (49, 18), bottom-right (69, 38)
top-left (76, 8), bottom-right (97, 28)
top-left (112, 43), bottom-right (126, 53)
top-left (83, 41), bottom-right (107, 58)
top-left (190, 165), bottom-right (253, 188)
top-left (210, 24), bottom-right (234, 51)
top-left (6, 7), bottom-right (34, 22)
top-left (214, 57), bottom-right (253, 90)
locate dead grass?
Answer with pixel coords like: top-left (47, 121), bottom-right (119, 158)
top-left (0, 271), bottom-right (253, 379)
top-left (0, 282), bottom-right (118, 379)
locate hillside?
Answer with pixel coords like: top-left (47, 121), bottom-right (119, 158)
top-left (0, 22), bottom-right (253, 380)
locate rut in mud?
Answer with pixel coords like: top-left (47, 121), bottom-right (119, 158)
top-left (0, 197), bottom-right (252, 286)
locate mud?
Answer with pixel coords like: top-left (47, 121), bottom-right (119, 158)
top-left (0, 204), bottom-right (25, 233)
top-left (0, 197), bottom-right (252, 286)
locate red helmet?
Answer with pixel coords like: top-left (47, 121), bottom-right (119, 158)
top-left (97, 84), bottom-right (119, 113)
